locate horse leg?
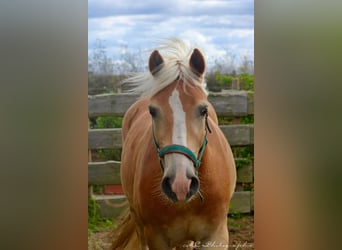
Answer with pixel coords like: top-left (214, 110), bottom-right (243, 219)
top-left (199, 221), bottom-right (229, 250)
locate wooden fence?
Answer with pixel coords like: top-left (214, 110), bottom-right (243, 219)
top-left (88, 90), bottom-right (254, 218)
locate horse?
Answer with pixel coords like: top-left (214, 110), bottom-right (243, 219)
top-left (111, 39), bottom-right (236, 250)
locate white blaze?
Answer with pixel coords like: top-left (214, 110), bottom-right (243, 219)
top-left (168, 89), bottom-right (187, 146)
top-left (167, 88), bottom-right (193, 202)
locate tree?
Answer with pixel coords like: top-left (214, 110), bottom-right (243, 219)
top-left (239, 53), bottom-right (254, 75)
top-left (113, 44), bottom-right (146, 75)
top-left (88, 39), bottom-right (116, 94)
top-left (211, 49), bottom-right (238, 75)
top-left (89, 39), bottom-right (114, 75)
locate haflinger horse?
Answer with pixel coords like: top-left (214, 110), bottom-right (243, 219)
top-left (111, 39), bottom-right (236, 250)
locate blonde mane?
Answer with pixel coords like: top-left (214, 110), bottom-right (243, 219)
top-left (122, 38), bottom-right (207, 97)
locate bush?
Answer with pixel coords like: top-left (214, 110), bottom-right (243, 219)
top-left (216, 74), bottom-right (233, 89)
top-left (239, 73), bottom-right (254, 91)
top-left (206, 71), bottom-right (254, 92)
top-left (88, 197), bottom-right (113, 232)
top-left (94, 116), bottom-right (123, 129)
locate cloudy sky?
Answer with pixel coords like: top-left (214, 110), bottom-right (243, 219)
top-left (88, 0), bottom-right (254, 68)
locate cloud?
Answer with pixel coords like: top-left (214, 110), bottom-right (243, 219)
top-left (88, 0), bottom-right (254, 68)
top-left (88, 0), bottom-right (171, 18)
top-left (89, 0), bottom-right (253, 18)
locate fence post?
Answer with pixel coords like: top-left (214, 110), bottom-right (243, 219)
top-left (232, 78), bottom-right (240, 90)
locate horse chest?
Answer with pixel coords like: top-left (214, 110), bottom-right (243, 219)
top-left (154, 214), bottom-right (211, 243)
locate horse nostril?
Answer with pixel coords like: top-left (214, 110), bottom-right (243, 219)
top-left (161, 177), bottom-right (177, 201)
top-left (188, 177), bottom-right (200, 198)
top-left (161, 177), bottom-right (170, 193)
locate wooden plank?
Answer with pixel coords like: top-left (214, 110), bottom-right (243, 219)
top-left (88, 94), bottom-right (140, 117)
top-left (88, 91), bottom-right (254, 118)
top-left (229, 191), bottom-right (252, 214)
top-left (219, 124), bottom-right (254, 146)
top-left (94, 191), bottom-right (253, 219)
top-left (93, 195), bottom-right (127, 219)
top-left (88, 125), bottom-right (254, 149)
top-left (88, 128), bottom-right (122, 149)
top-left (88, 161), bottom-right (121, 185)
top-left (236, 161), bottom-right (253, 183)
top-left (207, 91), bottom-right (251, 116)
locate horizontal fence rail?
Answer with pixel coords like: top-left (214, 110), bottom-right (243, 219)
top-left (88, 91), bottom-right (254, 118)
top-left (88, 125), bottom-right (254, 150)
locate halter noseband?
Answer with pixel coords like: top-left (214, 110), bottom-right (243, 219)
top-left (152, 130), bottom-right (208, 169)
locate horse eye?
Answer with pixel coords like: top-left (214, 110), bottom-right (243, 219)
top-left (199, 106), bottom-right (208, 117)
top-left (149, 106), bottom-right (158, 117)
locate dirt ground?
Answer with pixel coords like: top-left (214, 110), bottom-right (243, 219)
top-left (227, 214), bottom-right (254, 249)
top-left (88, 214), bottom-right (254, 250)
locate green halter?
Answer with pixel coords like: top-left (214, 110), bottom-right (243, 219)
top-left (152, 130), bottom-right (208, 169)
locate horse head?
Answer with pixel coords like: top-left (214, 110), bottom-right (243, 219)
top-left (147, 47), bottom-right (210, 202)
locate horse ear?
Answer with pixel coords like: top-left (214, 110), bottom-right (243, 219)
top-left (149, 50), bottom-right (164, 75)
top-left (189, 48), bottom-right (205, 76)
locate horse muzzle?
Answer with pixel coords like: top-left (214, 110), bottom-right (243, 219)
top-left (161, 157), bottom-right (200, 202)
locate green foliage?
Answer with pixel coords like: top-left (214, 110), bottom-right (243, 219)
top-left (228, 211), bottom-right (253, 220)
top-left (92, 185), bottom-right (104, 194)
top-left (234, 145), bottom-right (254, 159)
top-left (233, 145), bottom-right (254, 170)
top-left (242, 183), bottom-right (254, 191)
top-left (217, 116), bottom-right (233, 125)
top-left (217, 115), bottom-right (253, 125)
top-left (235, 158), bottom-right (250, 170)
top-left (215, 74), bottom-right (233, 87)
top-left (208, 72), bottom-right (254, 91)
top-left (240, 115), bottom-right (254, 124)
top-left (228, 211), bottom-right (244, 219)
top-left (88, 197), bottom-right (113, 232)
top-left (238, 73), bottom-right (254, 91)
top-left (94, 116), bottom-right (123, 129)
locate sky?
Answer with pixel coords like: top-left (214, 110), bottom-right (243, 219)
top-left (88, 0), bottom-right (254, 70)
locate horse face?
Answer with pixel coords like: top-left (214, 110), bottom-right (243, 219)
top-left (149, 93), bottom-right (208, 201)
top-left (148, 49), bottom-right (207, 202)
top-left (149, 90), bottom-right (208, 202)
